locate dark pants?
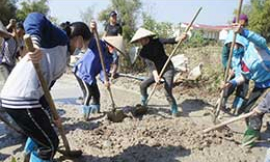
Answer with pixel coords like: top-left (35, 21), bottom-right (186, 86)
top-left (5, 106), bottom-right (59, 160)
top-left (75, 75), bottom-right (100, 106)
top-left (224, 79), bottom-right (249, 101)
top-left (140, 64), bottom-right (176, 106)
top-left (242, 87), bottom-right (268, 131)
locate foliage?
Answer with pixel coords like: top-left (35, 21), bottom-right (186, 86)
top-left (98, 0), bottom-right (142, 40)
top-left (0, 0), bottom-right (17, 25)
top-left (234, 0), bottom-right (270, 41)
top-left (16, 0), bottom-right (49, 21)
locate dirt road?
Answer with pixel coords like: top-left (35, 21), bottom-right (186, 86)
top-left (1, 74), bottom-right (269, 162)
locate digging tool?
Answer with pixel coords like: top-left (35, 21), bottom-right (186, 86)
top-left (145, 7), bottom-right (202, 105)
top-left (92, 28), bottom-right (126, 122)
top-left (118, 73), bottom-right (146, 81)
top-left (205, 87), bottom-right (270, 133)
top-left (24, 35), bottom-right (82, 158)
top-left (203, 111), bottom-right (255, 133)
top-left (213, 0), bottom-right (244, 123)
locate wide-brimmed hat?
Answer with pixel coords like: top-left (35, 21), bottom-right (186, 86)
top-left (0, 20), bottom-right (9, 35)
top-left (103, 35), bottom-right (125, 55)
top-left (130, 28), bottom-right (156, 43)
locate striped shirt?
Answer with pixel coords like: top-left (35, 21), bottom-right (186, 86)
top-left (0, 37), bottom-right (17, 71)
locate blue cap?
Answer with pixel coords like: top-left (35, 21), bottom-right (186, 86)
top-left (109, 11), bottom-right (117, 17)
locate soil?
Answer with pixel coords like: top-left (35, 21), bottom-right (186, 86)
top-left (1, 73), bottom-right (270, 162)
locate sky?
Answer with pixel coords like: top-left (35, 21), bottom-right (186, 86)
top-left (47, 0), bottom-right (250, 28)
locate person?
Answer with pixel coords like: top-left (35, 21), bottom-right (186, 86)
top-left (0, 12), bottom-right (91, 162)
top-left (104, 11), bottom-right (122, 79)
top-left (15, 22), bottom-right (26, 58)
top-left (73, 21), bottom-right (113, 120)
top-left (221, 14), bottom-right (249, 114)
top-left (130, 28), bottom-right (187, 117)
top-left (221, 24), bottom-right (270, 148)
top-left (0, 19), bottom-right (18, 90)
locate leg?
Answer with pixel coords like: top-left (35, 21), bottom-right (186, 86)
top-left (5, 108), bottom-right (59, 161)
top-left (163, 66), bottom-right (178, 116)
top-left (242, 87), bottom-right (268, 148)
top-left (140, 75), bottom-right (155, 106)
top-left (232, 80), bottom-right (249, 111)
top-left (74, 74), bottom-right (87, 103)
top-left (88, 83), bottom-right (101, 113)
top-left (110, 50), bottom-right (119, 79)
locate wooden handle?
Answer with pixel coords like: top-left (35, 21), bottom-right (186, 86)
top-left (213, 0), bottom-right (243, 121)
top-left (92, 28), bottom-right (116, 109)
top-left (24, 34), bottom-right (71, 152)
top-left (203, 111), bottom-right (254, 133)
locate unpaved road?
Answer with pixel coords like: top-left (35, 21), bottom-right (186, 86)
top-left (1, 74), bottom-right (270, 162)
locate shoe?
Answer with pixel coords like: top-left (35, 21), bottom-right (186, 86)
top-left (171, 104), bottom-right (180, 117)
top-left (90, 105), bottom-right (100, 114)
top-left (81, 105), bottom-right (91, 120)
top-left (241, 127), bottom-right (260, 148)
top-left (141, 95), bottom-right (148, 106)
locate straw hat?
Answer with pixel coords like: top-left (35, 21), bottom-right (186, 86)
top-left (0, 20), bottom-right (9, 35)
top-left (130, 28), bottom-right (156, 43)
top-left (103, 35), bottom-right (125, 55)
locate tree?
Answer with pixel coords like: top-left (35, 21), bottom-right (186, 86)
top-left (142, 12), bottom-right (173, 38)
top-left (0, 0), bottom-right (17, 25)
top-left (16, 0), bottom-right (49, 21)
top-left (80, 6), bottom-right (94, 26)
top-left (98, 0), bottom-right (142, 40)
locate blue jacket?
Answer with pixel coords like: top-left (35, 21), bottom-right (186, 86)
top-left (222, 30), bottom-right (248, 77)
top-left (24, 12), bottom-right (68, 48)
top-left (231, 29), bottom-right (270, 88)
top-left (74, 38), bottom-right (113, 85)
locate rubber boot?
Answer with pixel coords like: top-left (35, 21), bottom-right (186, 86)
top-left (30, 152), bottom-right (51, 162)
top-left (90, 105), bottom-right (100, 114)
top-left (232, 96), bottom-right (245, 115)
top-left (242, 127), bottom-right (260, 148)
top-left (23, 138), bottom-right (38, 162)
top-left (81, 105), bottom-right (91, 120)
top-left (141, 95), bottom-right (148, 106)
top-left (171, 103), bottom-right (179, 117)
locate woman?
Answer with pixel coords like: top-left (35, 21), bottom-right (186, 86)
top-left (130, 28), bottom-right (186, 117)
top-left (0, 12), bottom-right (91, 162)
top-left (74, 22), bottom-right (113, 120)
top-left (222, 24), bottom-right (270, 148)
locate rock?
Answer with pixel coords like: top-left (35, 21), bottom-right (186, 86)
top-left (103, 140), bottom-right (113, 149)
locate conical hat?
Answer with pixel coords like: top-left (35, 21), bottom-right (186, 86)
top-left (0, 21), bottom-right (9, 35)
top-left (130, 28), bottom-right (156, 43)
top-left (103, 35), bottom-right (126, 55)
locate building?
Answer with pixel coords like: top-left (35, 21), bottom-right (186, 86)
top-left (178, 23), bottom-right (231, 41)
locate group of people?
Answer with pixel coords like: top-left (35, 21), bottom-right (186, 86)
top-left (1, 10), bottom-right (270, 161)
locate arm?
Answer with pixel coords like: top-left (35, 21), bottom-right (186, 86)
top-left (240, 28), bottom-right (268, 50)
top-left (0, 30), bottom-right (12, 39)
top-left (221, 44), bottom-right (230, 69)
top-left (159, 38), bottom-right (177, 45)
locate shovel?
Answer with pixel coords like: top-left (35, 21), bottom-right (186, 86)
top-left (92, 28), bottom-right (126, 123)
top-left (145, 7), bottom-right (203, 105)
top-left (24, 35), bottom-right (82, 158)
top-left (213, 0), bottom-right (244, 123)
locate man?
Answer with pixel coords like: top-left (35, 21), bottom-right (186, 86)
top-left (104, 11), bottom-right (122, 79)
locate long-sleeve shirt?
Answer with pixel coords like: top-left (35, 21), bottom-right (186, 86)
top-left (230, 29), bottom-right (270, 88)
top-left (1, 12), bottom-right (69, 109)
top-left (0, 37), bottom-right (17, 71)
top-left (140, 38), bottom-right (177, 73)
top-left (74, 38), bottom-right (113, 85)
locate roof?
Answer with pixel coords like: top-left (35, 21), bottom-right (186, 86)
top-left (181, 22), bottom-right (231, 31)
